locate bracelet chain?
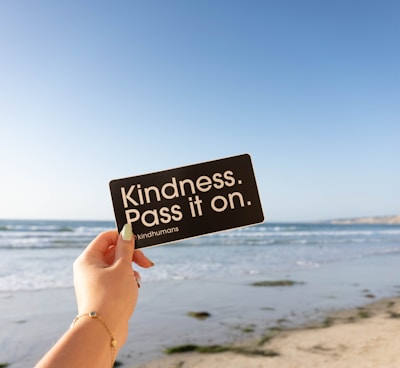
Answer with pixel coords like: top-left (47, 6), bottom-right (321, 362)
top-left (71, 311), bottom-right (117, 367)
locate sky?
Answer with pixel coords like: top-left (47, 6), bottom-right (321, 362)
top-left (0, 0), bottom-right (399, 222)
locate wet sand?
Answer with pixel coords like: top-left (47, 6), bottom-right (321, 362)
top-left (135, 297), bottom-right (400, 368)
top-left (1, 254), bottom-right (400, 367)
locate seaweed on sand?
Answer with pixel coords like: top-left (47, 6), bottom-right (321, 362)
top-left (251, 280), bottom-right (304, 287)
top-left (164, 344), bottom-right (279, 357)
top-left (187, 311), bottom-right (211, 320)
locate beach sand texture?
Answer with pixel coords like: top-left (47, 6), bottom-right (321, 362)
top-left (136, 297), bottom-right (400, 368)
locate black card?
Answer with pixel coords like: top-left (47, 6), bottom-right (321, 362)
top-left (109, 154), bottom-right (264, 248)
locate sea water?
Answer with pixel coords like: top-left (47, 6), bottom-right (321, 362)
top-left (1, 219), bottom-right (400, 292)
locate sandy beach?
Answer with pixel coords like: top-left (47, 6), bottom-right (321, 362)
top-left (2, 252), bottom-right (400, 368)
top-left (135, 297), bottom-right (400, 368)
top-left (2, 285), bottom-right (400, 368)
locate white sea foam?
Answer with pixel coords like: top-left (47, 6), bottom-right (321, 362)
top-left (1, 220), bottom-right (400, 292)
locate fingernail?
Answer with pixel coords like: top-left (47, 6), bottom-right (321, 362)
top-left (149, 261), bottom-right (155, 267)
top-left (136, 276), bottom-right (141, 288)
top-left (121, 223), bottom-right (133, 241)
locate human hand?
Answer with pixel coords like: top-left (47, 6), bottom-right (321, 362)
top-left (73, 223), bottom-right (153, 347)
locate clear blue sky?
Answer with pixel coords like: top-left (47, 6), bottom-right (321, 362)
top-left (1, 0), bottom-right (399, 222)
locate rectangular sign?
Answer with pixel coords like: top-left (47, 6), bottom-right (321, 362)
top-left (109, 154), bottom-right (264, 248)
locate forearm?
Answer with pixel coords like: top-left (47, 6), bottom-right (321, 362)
top-left (35, 226), bottom-right (144, 367)
top-left (35, 315), bottom-right (119, 368)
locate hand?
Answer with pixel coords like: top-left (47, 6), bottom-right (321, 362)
top-left (72, 224), bottom-right (153, 347)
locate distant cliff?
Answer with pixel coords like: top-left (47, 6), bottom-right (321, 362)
top-left (330, 215), bottom-right (400, 225)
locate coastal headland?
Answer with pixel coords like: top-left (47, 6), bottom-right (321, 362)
top-left (329, 214), bottom-right (400, 225)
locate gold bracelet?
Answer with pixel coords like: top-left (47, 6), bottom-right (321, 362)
top-left (71, 311), bottom-right (117, 367)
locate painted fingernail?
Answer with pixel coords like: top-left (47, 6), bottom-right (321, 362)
top-left (121, 223), bottom-right (133, 241)
top-left (136, 276), bottom-right (141, 288)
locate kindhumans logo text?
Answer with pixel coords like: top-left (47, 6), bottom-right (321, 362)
top-left (136, 226), bottom-right (180, 240)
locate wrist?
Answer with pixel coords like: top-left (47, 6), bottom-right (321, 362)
top-left (76, 303), bottom-right (130, 345)
top-left (71, 312), bottom-right (120, 366)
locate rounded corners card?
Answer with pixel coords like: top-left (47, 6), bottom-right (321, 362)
top-left (109, 154), bottom-right (264, 248)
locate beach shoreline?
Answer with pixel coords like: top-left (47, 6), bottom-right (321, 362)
top-left (1, 221), bottom-right (400, 367)
top-left (2, 252), bottom-right (400, 367)
top-left (133, 296), bottom-right (400, 368)
top-left (2, 289), bottom-right (400, 368)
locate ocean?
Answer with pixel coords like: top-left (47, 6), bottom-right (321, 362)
top-left (1, 219), bottom-right (400, 293)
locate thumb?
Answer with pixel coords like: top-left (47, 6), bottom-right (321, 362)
top-left (114, 223), bottom-right (135, 263)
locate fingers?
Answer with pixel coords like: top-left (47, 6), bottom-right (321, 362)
top-left (133, 249), bottom-right (154, 268)
top-left (104, 245), bottom-right (116, 265)
top-left (114, 223), bottom-right (135, 264)
top-left (84, 224), bottom-right (154, 271)
top-left (134, 270), bottom-right (141, 288)
top-left (84, 230), bottom-right (119, 256)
